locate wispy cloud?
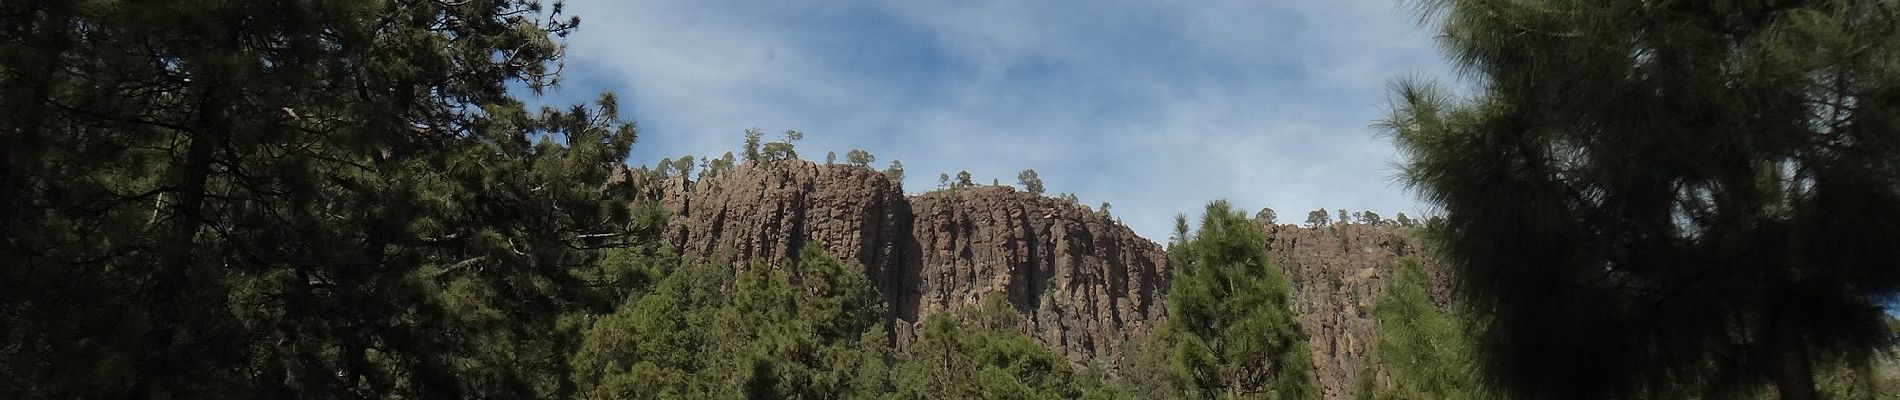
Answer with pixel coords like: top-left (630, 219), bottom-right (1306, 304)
top-left (545, 0), bottom-right (1458, 240)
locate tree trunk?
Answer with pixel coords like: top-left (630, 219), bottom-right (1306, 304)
top-left (1771, 300), bottom-right (1820, 400)
top-left (1772, 340), bottom-right (1819, 400)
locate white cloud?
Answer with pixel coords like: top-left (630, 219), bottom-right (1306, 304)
top-left (550, 0), bottom-right (1457, 240)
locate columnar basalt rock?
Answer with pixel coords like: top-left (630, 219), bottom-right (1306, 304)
top-left (636, 159), bottom-right (1443, 395)
top-left (1259, 222), bottom-right (1444, 400)
top-left (905, 187), bottom-right (1168, 365)
top-left (653, 161), bottom-right (911, 293)
top-left (645, 160), bottom-right (1167, 367)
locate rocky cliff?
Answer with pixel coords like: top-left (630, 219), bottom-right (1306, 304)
top-left (1260, 222), bottom-right (1443, 400)
top-left (905, 186), bottom-right (1168, 364)
top-left (622, 159), bottom-right (1438, 398)
top-left (636, 160), bottom-right (1168, 366)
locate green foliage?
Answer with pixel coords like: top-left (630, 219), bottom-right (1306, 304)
top-left (846, 148), bottom-right (875, 168)
top-left (742, 128), bottom-right (764, 163)
top-left (1131, 200), bottom-right (1320, 400)
top-left (1357, 259), bottom-right (1489, 400)
top-left (1018, 169), bottom-right (1045, 195)
top-left (1305, 209), bottom-right (1331, 227)
top-left (761, 130), bottom-right (803, 164)
top-left (884, 160), bottom-right (905, 184)
top-left (570, 244), bottom-right (1142, 399)
top-left (890, 297), bottom-right (1128, 400)
top-left (956, 170), bottom-right (975, 188)
top-left (0, 0), bottom-right (639, 397)
top-left (1255, 207), bottom-right (1277, 225)
top-left (572, 244), bottom-right (889, 399)
top-left (1385, 0), bottom-right (1900, 398)
top-left (675, 155), bottom-right (696, 179)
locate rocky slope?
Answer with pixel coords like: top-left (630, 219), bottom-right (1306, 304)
top-left (633, 160), bottom-right (1167, 366)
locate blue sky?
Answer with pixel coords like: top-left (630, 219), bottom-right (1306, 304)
top-left (540, 0), bottom-right (1461, 241)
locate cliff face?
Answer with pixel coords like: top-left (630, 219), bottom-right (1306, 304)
top-left (644, 160), bottom-right (1167, 366)
top-left (905, 187), bottom-right (1168, 364)
top-left (1260, 222), bottom-right (1443, 400)
top-left (652, 161), bottom-right (911, 293)
top-left (632, 160), bottom-right (1438, 397)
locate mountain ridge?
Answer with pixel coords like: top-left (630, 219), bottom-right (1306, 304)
top-left (617, 159), bottom-right (1435, 399)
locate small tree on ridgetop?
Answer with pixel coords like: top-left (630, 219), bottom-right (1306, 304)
top-left (675, 155), bottom-right (696, 179)
top-left (656, 157), bottom-right (675, 179)
top-left (1256, 207), bottom-right (1277, 225)
top-left (742, 127), bottom-right (763, 162)
top-left (825, 151), bottom-right (836, 165)
top-left (938, 173), bottom-right (950, 189)
top-left (1306, 209), bottom-right (1330, 227)
top-left (955, 171), bottom-right (974, 188)
top-left (1017, 169), bottom-right (1045, 196)
top-left (845, 149), bottom-right (874, 168)
top-left (883, 160), bottom-right (904, 183)
top-left (760, 130), bottom-right (802, 163)
top-left (1360, 210), bottom-right (1381, 226)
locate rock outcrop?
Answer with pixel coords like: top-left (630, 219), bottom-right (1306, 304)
top-left (642, 160), bottom-right (1167, 366)
top-left (629, 159), bottom-right (1443, 398)
top-left (1260, 222), bottom-right (1442, 400)
top-left (905, 187), bottom-right (1168, 364)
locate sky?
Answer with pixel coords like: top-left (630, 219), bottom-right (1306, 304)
top-left (537, 0), bottom-right (1463, 241)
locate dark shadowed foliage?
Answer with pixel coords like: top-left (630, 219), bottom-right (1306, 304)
top-left (1385, 0), bottom-right (1900, 398)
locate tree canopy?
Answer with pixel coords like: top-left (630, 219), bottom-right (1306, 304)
top-left (1130, 200), bottom-right (1320, 400)
top-left (0, 0), bottom-right (636, 397)
top-left (1384, 0), bottom-right (1900, 398)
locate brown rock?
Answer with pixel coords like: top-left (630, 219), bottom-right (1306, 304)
top-left (637, 159), bottom-right (1450, 397)
top-left (1260, 222), bottom-right (1445, 400)
top-left (647, 160), bottom-right (1168, 367)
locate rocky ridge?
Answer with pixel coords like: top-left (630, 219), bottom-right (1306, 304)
top-left (619, 160), bottom-right (1437, 399)
top-left (631, 160), bottom-right (1167, 366)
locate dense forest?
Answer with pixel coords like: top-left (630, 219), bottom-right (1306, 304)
top-left (4, 0), bottom-right (1899, 399)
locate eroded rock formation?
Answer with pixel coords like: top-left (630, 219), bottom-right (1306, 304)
top-left (906, 187), bottom-right (1168, 364)
top-left (1261, 222), bottom-right (1442, 400)
top-left (641, 160), bottom-right (1167, 366)
top-left (628, 159), bottom-right (1442, 398)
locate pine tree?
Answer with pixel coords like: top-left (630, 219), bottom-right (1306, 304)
top-left (742, 127), bottom-right (764, 163)
top-left (676, 155), bottom-right (696, 179)
top-left (1306, 209), bottom-right (1331, 227)
top-left (884, 160), bottom-right (905, 184)
top-left (1384, 1), bottom-right (1900, 398)
top-left (1139, 200), bottom-right (1319, 399)
top-left (1359, 259), bottom-right (1489, 400)
top-left (0, 1), bottom-right (638, 397)
top-left (846, 149), bottom-right (875, 168)
top-left (1017, 169), bottom-right (1045, 195)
